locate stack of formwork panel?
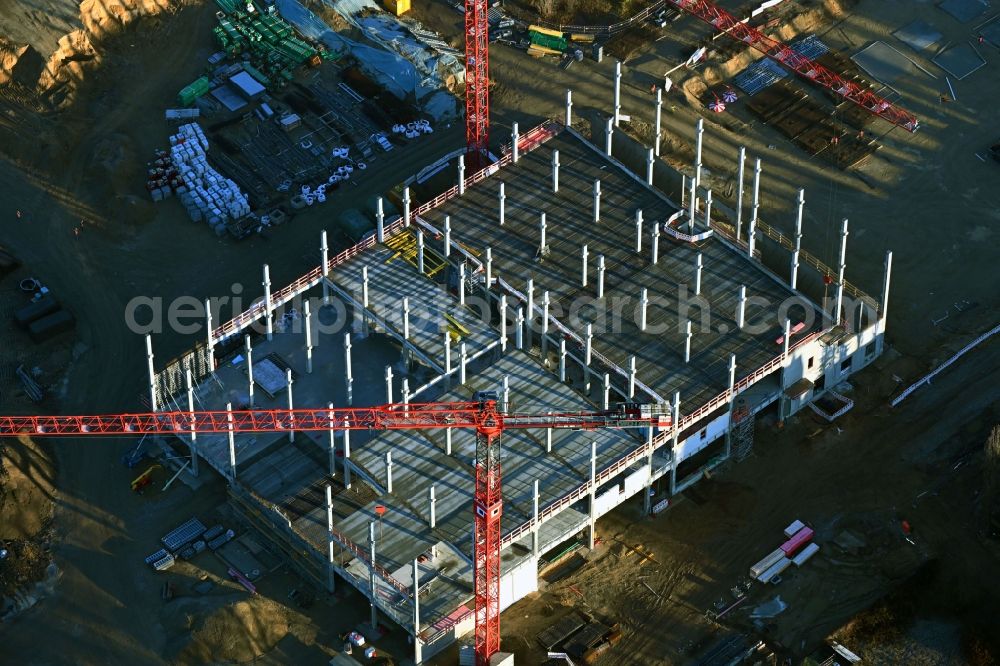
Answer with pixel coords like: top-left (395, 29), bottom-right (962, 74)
top-left (169, 123), bottom-right (252, 234)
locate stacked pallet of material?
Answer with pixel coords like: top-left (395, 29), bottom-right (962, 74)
top-left (169, 123), bottom-right (251, 234)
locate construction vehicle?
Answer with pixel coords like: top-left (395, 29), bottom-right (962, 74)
top-left (0, 396), bottom-right (669, 665)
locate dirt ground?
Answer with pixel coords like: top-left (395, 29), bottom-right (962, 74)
top-left (0, 0), bottom-right (998, 663)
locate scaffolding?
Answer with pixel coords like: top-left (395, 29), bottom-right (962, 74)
top-left (731, 398), bottom-right (754, 462)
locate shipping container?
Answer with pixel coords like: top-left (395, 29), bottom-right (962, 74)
top-left (783, 519), bottom-right (805, 538)
top-left (15, 295), bottom-right (59, 327)
top-left (791, 542), bottom-right (820, 566)
top-left (780, 526), bottom-right (814, 556)
top-left (750, 548), bottom-right (785, 579)
top-left (758, 556), bottom-right (791, 584)
top-left (28, 309), bottom-right (75, 342)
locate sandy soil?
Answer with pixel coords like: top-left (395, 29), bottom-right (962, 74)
top-left (0, 0), bottom-right (997, 662)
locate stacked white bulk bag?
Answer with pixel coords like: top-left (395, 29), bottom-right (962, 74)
top-left (167, 122), bottom-right (251, 234)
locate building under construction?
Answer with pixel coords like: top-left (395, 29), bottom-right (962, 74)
top-left (146, 96), bottom-right (893, 662)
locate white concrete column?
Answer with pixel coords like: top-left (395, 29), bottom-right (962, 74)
top-left (502, 375), bottom-right (510, 413)
top-left (429, 485), bottom-right (437, 528)
top-left (588, 440), bottom-right (598, 549)
top-left (654, 87), bottom-right (663, 156)
top-left (402, 297), bottom-right (410, 341)
top-left (684, 320), bottom-right (693, 363)
top-left (403, 186), bottom-right (411, 227)
top-left (581, 245), bottom-right (589, 287)
top-left (565, 89), bottom-right (573, 126)
top-left (244, 335), bottom-right (254, 408)
top-left (605, 117), bottom-right (614, 156)
top-left (343, 416), bottom-right (352, 488)
top-left (511, 122), bottom-right (520, 163)
top-left (545, 413), bottom-right (553, 453)
top-left (326, 485), bottom-right (336, 593)
top-left (782, 318), bottom-right (791, 360)
top-left (205, 299), bottom-right (215, 371)
top-left (516, 308), bottom-right (525, 350)
top-left (728, 354), bottom-right (737, 399)
top-left (485, 247), bottom-right (492, 288)
top-left (226, 401), bottom-right (236, 480)
top-left (652, 224), bottom-right (660, 265)
top-left (614, 60), bottom-right (622, 127)
top-left (539, 212), bottom-right (547, 254)
top-left (402, 378), bottom-right (410, 409)
top-left (749, 158), bottom-right (761, 257)
top-left (694, 118), bottom-right (704, 191)
top-left (368, 521), bottom-right (378, 630)
top-left (646, 148), bottom-right (655, 186)
top-left (262, 264), bottom-right (273, 340)
top-left (880, 251), bottom-right (893, 323)
top-left (185, 367), bottom-right (199, 477)
top-left (704, 189), bottom-right (713, 227)
top-left (791, 189), bottom-right (804, 290)
top-left (413, 561), bottom-right (422, 664)
top-left (602, 372), bottom-right (611, 410)
top-left (669, 391), bottom-right (680, 495)
top-left (459, 262), bottom-right (466, 306)
top-left (593, 180), bottom-right (601, 223)
top-left (694, 253), bottom-right (703, 296)
top-left (385, 451), bottom-right (393, 494)
top-left (458, 154), bottom-right (466, 195)
top-left (286, 369), bottom-right (295, 443)
top-left (444, 331), bottom-right (452, 374)
top-left (321, 230), bottom-right (330, 303)
top-left (526, 278), bottom-right (534, 345)
top-left (532, 479), bottom-right (541, 556)
top-left (628, 356), bottom-right (637, 399)
top-left (635, 209), bottom-right (643, 253)
top-left (443, 215), bottom-right (451, 258)
top-left (552, 149), bottom-right (560, 192)
top-left (640, 288), bottom-right (649, 332)
top-left (327, 403), bottom-right (337, 477)
top-left (541, 291), bottom-right (550, 358)
top-left (688, 175), bottom-right (697, 232)
top-left (445, 427), bottom-right (453, 456)
top-left (304, 300), bottom-right (314, 374)
top-left (735, 146), bottom-right (746, 241)
top-left (145, 334), bottom-right (157, 412)
top-left (597, 254), bottom-right (605, 299)
top-left (834, 218), bottom-right (849, 326)
top-left (416, 230), bottom-right (425, 274)
top-left (376, 197), bottom-right (385, 243)
top-left (585, 323), bottom-right (593, 366)
top-left (499, 293), bottom-right (508, 352)
top-left (559, 339), bottom-right (567, 382)
top-left (498, 182), bottom-right (506, 226)
top-left (385, 365), bottom-right (394, 404)
top-left (362, 266), bottom-right (370, 309)
top-left (344, 332), bottom-right (353, 405)
top-left (460, 342), bottom-right (468, 384)
top-left (737, 285), bottom-right (747, 330)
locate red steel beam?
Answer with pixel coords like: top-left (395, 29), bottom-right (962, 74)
top-left (666, 0), bottom-right (919, 132)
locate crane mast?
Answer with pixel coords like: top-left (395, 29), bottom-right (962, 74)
top-left (0, 399), bottom-right (666, 665)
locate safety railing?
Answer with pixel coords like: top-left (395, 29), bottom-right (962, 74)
top-left (500, 328), bottom-right (823, 548)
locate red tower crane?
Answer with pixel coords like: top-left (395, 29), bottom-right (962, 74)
top-left (0, 397), bottom-right (666, 665)
top-left (666, 0), bottom-right (919, 132)
top-left (465, 0), bottom-right (490, 166)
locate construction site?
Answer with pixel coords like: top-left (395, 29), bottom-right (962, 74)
top-left (1, 0), bottom-right (999, 664)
